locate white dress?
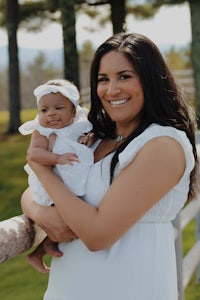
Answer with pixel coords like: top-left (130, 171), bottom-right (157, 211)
top-left (43, 124), bottom-right (195, 300)
top-left (19, 106), bottom-right (94, 205)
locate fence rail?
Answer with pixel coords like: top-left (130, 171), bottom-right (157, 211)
top-left (79, 69), bottom-right (195, 105)
top-left (174, 195), bottom-right (200, 299)
top-left (172, 69), bottom-right (195, 99)
top-left (0, 215), bottom-right (46, 263)
top-left (0, 133), bottom-right (200, 300)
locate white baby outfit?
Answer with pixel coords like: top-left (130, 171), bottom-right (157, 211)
top-left (19, 106), bottom-right (93, 206)
top-left (43, 124), bottom-right (194, 300)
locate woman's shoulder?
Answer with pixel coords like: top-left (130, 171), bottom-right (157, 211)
top-left (134, 123), bottom-right (190, 147)
top-left (118, 123), bottom-right (194, 171)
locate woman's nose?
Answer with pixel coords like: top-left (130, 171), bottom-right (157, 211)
top-left (106, 80), bottom-right (120, 96)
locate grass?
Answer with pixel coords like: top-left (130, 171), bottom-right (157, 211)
top-left (0, 109), bottom-right (48, 300)
top-left (0, 110), bottom-right (200, 299)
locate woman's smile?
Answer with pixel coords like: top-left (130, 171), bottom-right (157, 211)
top-left (109, 98), bottom-right (129, 106)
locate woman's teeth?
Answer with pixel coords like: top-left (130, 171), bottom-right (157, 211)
top-left (110, 99), bottom-right (128, 105)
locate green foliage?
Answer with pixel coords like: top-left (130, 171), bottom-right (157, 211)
top-left (127, 3), bottom-right (159, 19)
top-left (0, 110), bottom-right (34, 221)
top-left (0, 0), bottom-right (6, 25)
top-left (165, 45), bottom-right (192, 70)
top-left (0, 52), bottom-right (63, 111)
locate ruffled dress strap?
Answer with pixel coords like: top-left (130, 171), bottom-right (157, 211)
top-left (118, 124), bottom-right (194, 177)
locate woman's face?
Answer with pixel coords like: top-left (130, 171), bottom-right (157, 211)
top-left (97, 51), bottom-right (144, 130)
top-left (38, 92), bottom-right (75, 129)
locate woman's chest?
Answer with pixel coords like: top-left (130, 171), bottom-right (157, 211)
top-left (94, 138), bottom-right (117, 163)
top-left (82, 153), bottom-right (114, 206)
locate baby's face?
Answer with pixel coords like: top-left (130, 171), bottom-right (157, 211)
top-left (38, 92), bottom-right (76, 129)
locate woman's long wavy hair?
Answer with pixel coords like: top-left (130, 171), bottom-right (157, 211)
top-left (88, 32), bottom-right (199, 200)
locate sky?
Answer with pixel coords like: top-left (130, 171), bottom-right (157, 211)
top-left (0, 2), bottom-right (191, 51)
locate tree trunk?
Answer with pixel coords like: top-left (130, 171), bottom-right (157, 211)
top-left (59, 0), bottom-right (80, 88)
top-left (189, 0), bottom-right (200, 125)
top-left (6, 0), bottom-right (21, 134)
top-left (109, 0), bottom-right (126, 34)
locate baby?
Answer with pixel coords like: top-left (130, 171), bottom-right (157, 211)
top-left (19, 79), bottom-right (94, 206)
top-left (19, 79), bottom-right (95, 272)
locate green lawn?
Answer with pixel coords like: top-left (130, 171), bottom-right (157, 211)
top-left (0, 110), bottom-right (48, 299)
top-left (0, 110), bottom-right (200, 299)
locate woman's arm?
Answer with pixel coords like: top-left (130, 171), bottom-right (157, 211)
top-left (21, 188), bottom-right (77, 242)
top-left (27, 136), bottom-right (186, 251)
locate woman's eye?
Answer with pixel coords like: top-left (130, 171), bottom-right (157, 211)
top-left (98, 77), bottom-right (108, 83)
top-left (120, 74), bottom-right (130, 80)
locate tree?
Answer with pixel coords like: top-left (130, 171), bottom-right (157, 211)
top-left (6, 0), bottom-right (21, 133)
top-left (1, 0), bottom-right (56, 133)
top-left (60, 0), bottom-right (80, 87)
top-left (84, 0), bottom-right (158, 34)
top-left (148, 0), bottom-right (200, 122)
top-left (189, 0), bottom-right (200, 122)
top-left (21, 52), bottom-right (63, 109)
top-left (109, 0), bottom-right (126, 33)
top-left (0, 0), bottom-right (80, 132)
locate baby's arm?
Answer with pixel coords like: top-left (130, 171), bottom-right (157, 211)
top-left (28, 131), bottom-right (79, 165)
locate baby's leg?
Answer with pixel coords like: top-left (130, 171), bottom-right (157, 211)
top-left (27, 237), bottom-right (63, 273)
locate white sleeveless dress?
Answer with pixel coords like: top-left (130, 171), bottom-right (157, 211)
top-left (44, 124), bottom-right (195, 300)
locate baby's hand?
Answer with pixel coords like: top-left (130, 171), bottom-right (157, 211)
top-left (78, 132), bottom-right (95, 147)
top-left (57, 153), bottom-right (80, 165)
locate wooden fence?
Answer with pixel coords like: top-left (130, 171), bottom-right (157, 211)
top-left (172, 69), bottom-right (195, 100)
top-left (173, 134), bottom-right (200, 300)
top-left (0, 133), bottom-right (200, 300)
top-left (0, 215), bottom-right (46, 263)
top-left (80, 69), bottom-right (195, 107)
top-left (173, 194), bottom-right (200, 299)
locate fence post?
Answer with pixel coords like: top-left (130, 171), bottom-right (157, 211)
top-left (173, 214), bottom-right (184, 300)
top-left (0, 214), bottom-right (46, 263)
top-left (195, 212), bottom-right (200, 283)
top-left (196, 137), bottom-right (200, 283)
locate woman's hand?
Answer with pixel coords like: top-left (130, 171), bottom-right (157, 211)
top-left (38, 208), bottom-right (77, 242)
top-left (21, 187), bottom-right (78, 243)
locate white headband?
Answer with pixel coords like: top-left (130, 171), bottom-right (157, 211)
top-left (34, 84), bottom-right (80, 107)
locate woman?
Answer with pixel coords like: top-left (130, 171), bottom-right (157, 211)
top-left (21, 32), bottom-right (198, 300)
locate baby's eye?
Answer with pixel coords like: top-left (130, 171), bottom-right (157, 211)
top-left (41, 108), bottom-right (47, 113)
top-left (56, 106), bottom-right (64, 110)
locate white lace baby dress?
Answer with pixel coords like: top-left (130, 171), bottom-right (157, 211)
top-left (19, 106), bottom-right (94, 206)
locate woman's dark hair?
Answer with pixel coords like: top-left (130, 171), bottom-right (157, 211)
top-left (88, 32), bottom-right (198, 200)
